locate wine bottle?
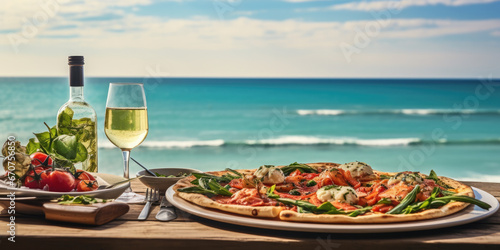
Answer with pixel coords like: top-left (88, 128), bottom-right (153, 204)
top-left (56, 56), bottom-right (98, 172)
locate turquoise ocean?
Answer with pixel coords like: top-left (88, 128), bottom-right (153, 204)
top-left (1, 77), bottom-right (500, 182)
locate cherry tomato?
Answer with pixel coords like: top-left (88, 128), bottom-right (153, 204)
top-left (74, 169), bottom-right (96, 186)
top-left (39, 170), bottom-right (51, 190)
top-left (77, 180), bottom-right (99, 192)
top-left (23, 167), bottom-right (45, 189)
top-left (30, 152), bottom-right (53, 169)
top-left (46, 170), bottom-right (76, 192)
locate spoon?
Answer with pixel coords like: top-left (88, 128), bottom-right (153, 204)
top-left (130, 157), bottom-right (157, 177)
top-left (97, 176), bottom-right (142, 190)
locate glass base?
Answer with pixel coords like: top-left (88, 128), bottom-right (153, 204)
top-left (116, 190), bottom-right (145, 204)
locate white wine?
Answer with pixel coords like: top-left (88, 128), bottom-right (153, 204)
top-left (104, 107), bottom-right (149, 150)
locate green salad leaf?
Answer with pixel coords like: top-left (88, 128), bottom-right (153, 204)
top-left (280, 162), bottom-right (318, 175)
top-left (57, 195), bottom-right (108, 205)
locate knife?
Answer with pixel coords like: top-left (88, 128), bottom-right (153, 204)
top-left (155, 196), bottom-right (177, 221)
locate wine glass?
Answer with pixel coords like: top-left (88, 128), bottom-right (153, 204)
top-left (104, 83), bottom-right (148, 201)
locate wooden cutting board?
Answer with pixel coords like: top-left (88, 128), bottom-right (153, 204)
top-left (0, 199), bottom-right (129, 225)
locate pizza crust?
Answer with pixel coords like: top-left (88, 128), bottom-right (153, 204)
top-left (173, 163), bottom-right (475, 223)
top-left (173, 170), bottom-right (283, 218)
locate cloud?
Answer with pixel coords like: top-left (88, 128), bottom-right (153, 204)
top-left (302, 0), bottom-right (500, 12)
top-left (1, 1), bottom-right (499, 78)
top-left (283, 0), bottom-right (328, 2)
top-left (0, 0), bottom-right (155, 31)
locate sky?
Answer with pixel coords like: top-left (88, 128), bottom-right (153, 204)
top-left (0, 0), bottom-right (499, 78)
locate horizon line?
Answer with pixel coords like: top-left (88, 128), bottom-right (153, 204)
top-left (0, 76), bottom-right (498, 81)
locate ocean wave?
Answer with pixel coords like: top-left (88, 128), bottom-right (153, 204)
top-left (98, 136), bottom-right (500, 149)
top-left (296, 109), bottom-right (500, 116)
top-left (457, 173), bottom-right (500, 183)
top-left (99, 139), bottom-right (225, 149)
top-left (244, 136), bottom-right (420, 146)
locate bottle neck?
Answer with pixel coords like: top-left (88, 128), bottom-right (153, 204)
top-left (69, 64), bottom-right (84, 102)
top-left (69, 86), bottom-right (84, 102)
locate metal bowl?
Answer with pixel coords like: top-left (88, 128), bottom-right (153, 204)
top-left (136, 168), bottom-right (203, 194)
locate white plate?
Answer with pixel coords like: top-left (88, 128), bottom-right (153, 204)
top-left (166, 186), bottom-right (499, 233)
top-left (0, 173), bottom-right (129, 200)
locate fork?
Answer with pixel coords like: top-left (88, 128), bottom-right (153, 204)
top-left (138, 188), bottom-right (160, 220)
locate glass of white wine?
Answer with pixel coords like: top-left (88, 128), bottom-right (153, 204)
top-left (105, 83), bottom-right (148, 200)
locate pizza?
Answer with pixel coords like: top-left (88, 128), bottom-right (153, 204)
top-left (173, 162), bottom-right (491, 223)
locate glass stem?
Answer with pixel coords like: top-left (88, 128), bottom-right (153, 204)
top-left (122, 150), bottom-right (131, 192)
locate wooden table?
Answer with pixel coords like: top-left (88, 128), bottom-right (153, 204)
top-left (1, 180), bottom-right (499, 250)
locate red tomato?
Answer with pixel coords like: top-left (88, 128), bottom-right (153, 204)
top-left (39, 170), bottom-right (51, 190)
top-left (74, 170), bottom-right (96, 186)
top-left (301, 173), bottom-right (319, 180)
top-left (77, 180), bottom-right (99, 192)
top-left (228, 179), bottom-right (244, 189)
top-left (372, 204), bottom-right (394, 213)
top-left (30, 152), bottom-right (53, 169)
top-left (46, 170), bottom-right (76, 192)
top-left (289, 169), bottom-right (302, 177)
top-left (23, 167), bottom-right (45, 189)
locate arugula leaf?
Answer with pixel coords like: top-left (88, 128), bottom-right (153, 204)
top-left (402, 187), bottom-right (440, 214)
top-left (191, 172), bottom-right (240, 185)
top-left (316, 202), bottom-right (345, 214)
top-left (180, 177), bottom-right (233, 196)
top-left (376, 198), bottom-right (393, 205)
top-left (280, 162), bottom-right (318, 175)
top-left (348, 206), bottom-right (373, 217)
top-left (440, 190), bottom-right (456, 196)
top-left (434, 195), bottom-right (491, 210)
top-left (297, 206), bottom-right (312, 213)
top-left (177, 186), bottom-right (217, 196)
top-left (267, 185), bottom-right (345, 214)
top-left (225, 168), bottom-right (243, 177)
top-left (57, 194), bottom-right (107, 205)
top-left (266, 184), bottom-right (279, 199)
top-left (426, 170), bottom-right (453, 189)
top-left (275, 197), bottom-right (318, 211)
top-left (386, 185), bottom-right (421, 214)
top-left (207, 179), bottom-right (233, 196)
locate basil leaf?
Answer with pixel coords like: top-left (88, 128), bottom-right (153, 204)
top-left (34, 131), bottom-right (52, 152)
top-left (316, 202), bottom-right (335, 211)
top-left (57, 107), bottom-right (74, 135)
top-left (73, 143), bottom-right (88, 162)
top-left (52, 135), bottom-right (88, 162)
top-left (52, 135), bottom-right (78, 160)
top-left (26, 138), bottom-right (40, 155)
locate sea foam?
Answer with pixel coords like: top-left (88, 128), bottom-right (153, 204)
top-left (296, 109), bottom-right (500, 116)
